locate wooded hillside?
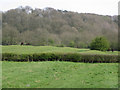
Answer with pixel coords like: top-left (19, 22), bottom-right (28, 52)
top-left (2, 6), bottom-right (118, 49)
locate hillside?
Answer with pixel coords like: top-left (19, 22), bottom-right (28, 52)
top-left (2, 6), bottom-right (118, 49)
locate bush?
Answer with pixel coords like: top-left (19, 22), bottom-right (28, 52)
top-left (90, 36), bottom-right (110, 51)
top-left (2, 53), bottom-right (118, 63)
top-left (61, 53), bottom-right (82, 62)
top-left (56, 44), bottom-right (64, 47)
top-left (2, 53), bottom-right (30, 61)
top-left (69, 41), bottom-right (75, 47)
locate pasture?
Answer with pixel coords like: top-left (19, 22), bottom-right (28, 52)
top-left (2, 45), bottom-right (118, 55)
top-left (1, 45), bottom-right (119, 88)
top-left (2, 61), bottom-right (118, 88)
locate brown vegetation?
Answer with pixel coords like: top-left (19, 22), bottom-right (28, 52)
top-left (2, 6), bottom-right (118, 50)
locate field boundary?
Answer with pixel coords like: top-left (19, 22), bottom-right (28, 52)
top-left (2, 53), bottom-right (118, 63)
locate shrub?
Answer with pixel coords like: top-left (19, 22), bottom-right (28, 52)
top-left (56, 44), bottom-right (65, 47)
top-left (2, 53), bottom-right (30, 61)
top-left (90, 36), bottom-right (110, 51)
top-left (69, 41), bottom-right (75, 47)
top-left (2, 53), bottom-right (118, 63)
top-left (48, 39), bottom-right (54, 46)
top-left (62, 53), bottom-right (81, 62)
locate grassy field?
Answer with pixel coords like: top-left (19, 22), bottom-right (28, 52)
top-left (2, 45), bottom-right (118, 88)
top-left (2, 45), bottom-right (118, 55)
top-left (2, 61), bottom-right (118, 88)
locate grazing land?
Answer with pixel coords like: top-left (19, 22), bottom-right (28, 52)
top-left (1, 6), bottom-right (119, 88)
top-left (2, 61), bottom-right (118, 88)
top-left (2, 45), bottom-right (118, 88)
top-left (2, 45), bottom-right (118, 55)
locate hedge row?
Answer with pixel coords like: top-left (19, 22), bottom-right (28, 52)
top-left (2, 53), bottom-right (119, 63)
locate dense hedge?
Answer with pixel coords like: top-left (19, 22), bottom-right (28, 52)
top-left (2, 53), bottom-right (118, 63)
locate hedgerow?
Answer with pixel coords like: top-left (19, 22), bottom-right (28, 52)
top-left (2, 53), bottom-right (118, 63)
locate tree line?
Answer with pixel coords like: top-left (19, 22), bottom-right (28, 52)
top-left (2, 6), bottom-right (118, 50)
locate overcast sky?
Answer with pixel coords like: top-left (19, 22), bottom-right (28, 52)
top-left (0, 0), bottom-right (119, 16)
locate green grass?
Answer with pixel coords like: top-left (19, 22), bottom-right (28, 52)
top-left (2, 45), bottom-right (118, 88)
top-left (2, 45), bottom-right (118, 55)
top-left (2, 61), bottom-right (118, 88)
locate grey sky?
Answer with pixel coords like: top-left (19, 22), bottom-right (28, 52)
top-left (0, 0), bottom-right (119, 16)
